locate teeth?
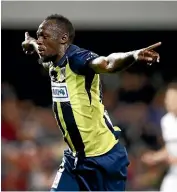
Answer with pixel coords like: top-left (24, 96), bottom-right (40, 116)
top-left (38, 47), bottom-right (45, 51)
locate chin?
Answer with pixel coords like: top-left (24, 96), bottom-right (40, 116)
top-left (42, 54), bottom-right (57, 63)
top-left (38, 56), bottom-right (50, 65)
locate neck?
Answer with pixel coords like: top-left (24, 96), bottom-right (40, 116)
top-left (54, 44), bottom-right (69, 64)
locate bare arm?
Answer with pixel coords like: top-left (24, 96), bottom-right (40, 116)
top-left (22, 32), bottom-right (161, 72)
top-left (151, 147), bottom-right (168, 162)
top-left (141, 147), bottom-right (168, 165)
top-left (89, 42), bottom-right (161, 73)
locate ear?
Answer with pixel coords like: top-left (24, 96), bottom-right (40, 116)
top-left (60, 33), bottom-right (69, 44)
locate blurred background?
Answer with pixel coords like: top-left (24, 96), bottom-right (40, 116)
top-left (1, 1), bottom-right (177, 191)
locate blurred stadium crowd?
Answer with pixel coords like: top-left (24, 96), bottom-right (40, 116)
top-left (1, 69), bottom-right (171, 191)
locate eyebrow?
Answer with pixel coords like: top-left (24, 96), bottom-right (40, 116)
top-left (36, 29), bottom-right (40, 35)
top-left (36, 30), bottom-right (44, 36)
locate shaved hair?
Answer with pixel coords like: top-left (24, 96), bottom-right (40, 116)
top-left (45, 14), bottom-right (75, 43)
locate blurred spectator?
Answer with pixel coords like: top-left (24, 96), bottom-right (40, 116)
top-left (1, 83), bottom-right (21, 141)
top-left (1, 82), bottom-right (65, 191)
top-left (118, 71), bottom-right (155, 104)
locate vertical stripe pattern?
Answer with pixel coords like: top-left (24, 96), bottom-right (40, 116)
top-left (53, 102), bottom-right (65, 136)
top-left (53, 102), bottom-right (73, 150)
top-left (85, 69), bottom-right (95, 104)
top-left (60, 102), bottom-right (85, 155)
top-left (103, 115), bottom-right (115, 134)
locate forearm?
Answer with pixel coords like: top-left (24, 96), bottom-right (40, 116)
top-left (153, 147), bottom-right (168, 163)
top-left (106, 51), bottom-right (137, 72)
top-left (90, 43), bottom-right (160, 74)
top-left (90, 51), bottom-right (137, 73)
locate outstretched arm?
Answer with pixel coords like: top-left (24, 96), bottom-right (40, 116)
top-left (141, 147), bottom-right (168, 166)
top-left (89, 42), bottom-right (161, 73)
top-left (22, 32), bottom-right (161, 72)
top-left (142, 146), bottom-right (177, 166)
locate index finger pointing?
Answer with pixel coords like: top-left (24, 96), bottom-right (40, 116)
top-left (144, 42), bottom-right (162, 51)
top-left (25, 32), bottom-right (29, 40)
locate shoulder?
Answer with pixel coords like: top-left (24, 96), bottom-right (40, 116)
top-left (68, 45), bottom-right (99, 75)
top-left (74, 48), bottom-right (99, 60)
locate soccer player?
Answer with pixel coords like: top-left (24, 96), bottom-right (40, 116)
top-left (142, 82), bottom-right (177, 192)
top-left (22, 14), bottom-right (161, 191)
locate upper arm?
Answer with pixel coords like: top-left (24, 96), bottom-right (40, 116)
top-left (89, 53), bottom-right (126, 74)
top-left (89, 56), bottom-right (110, 73)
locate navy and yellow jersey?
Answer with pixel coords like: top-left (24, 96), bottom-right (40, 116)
top-left (49, 44), bottom-right (119, 157)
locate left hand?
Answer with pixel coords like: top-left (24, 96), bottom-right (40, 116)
top-left (134, 42), bottom-right (161, 65)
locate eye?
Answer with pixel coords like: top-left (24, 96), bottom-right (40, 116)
top-left (36, 33), bottom-right (42, 39)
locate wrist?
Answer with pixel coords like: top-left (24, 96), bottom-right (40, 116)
top-left (31, 40), bottom-right (38, 51)
top-left (30, 40), bottom-right (37, 46)
top-left (132, 50), bottom-right (141, 61)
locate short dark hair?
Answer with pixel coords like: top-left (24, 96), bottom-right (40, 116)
top-left (45, 14), bottom-right (75, 43)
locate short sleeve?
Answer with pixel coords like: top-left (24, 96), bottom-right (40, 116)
top-left (69, 49), bottom-right (99, 75)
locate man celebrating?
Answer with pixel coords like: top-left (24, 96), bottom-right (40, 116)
top-left (22, 14), bottom-right (161, 191)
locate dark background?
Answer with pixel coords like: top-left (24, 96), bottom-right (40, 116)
top-left (2, 29), bottom-right (177, 106)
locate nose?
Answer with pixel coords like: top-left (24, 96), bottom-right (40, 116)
top-left (37, 37), bottom-right (43, 45)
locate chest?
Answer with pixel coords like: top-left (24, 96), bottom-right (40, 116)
top-left (49, 65), bottom-right (66, 82)
top-left (49, 65), bottom-right (70, 102)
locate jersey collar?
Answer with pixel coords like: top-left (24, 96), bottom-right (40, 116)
top-left (56, 44), bottom-right (80, 67)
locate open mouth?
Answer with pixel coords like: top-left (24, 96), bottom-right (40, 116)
top-left (39, 51), bottom-right (45, 55)
top-left (38, 47), bottom-right (46, 55)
